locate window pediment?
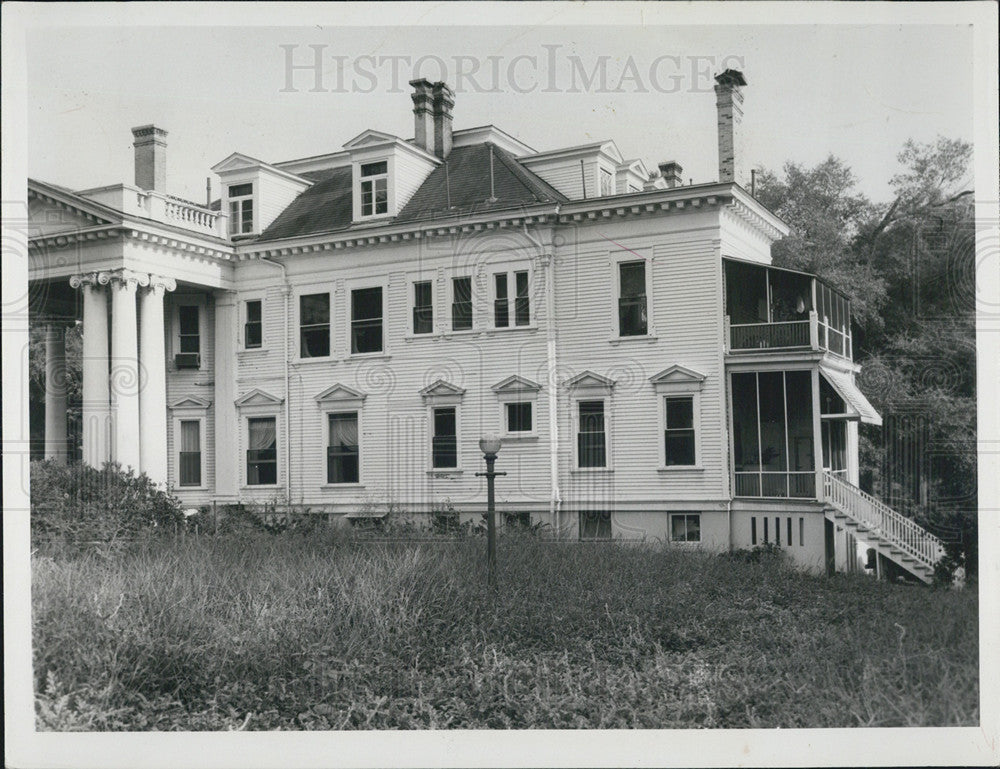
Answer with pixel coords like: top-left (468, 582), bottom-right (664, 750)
top-left (420, 379), bottom-right (466, 404)
top-left (235, 388), bottom-right (283, 408)
top-left (315, 383), bottom-right (367, 410)
top-left (564, 370), bottom-right (615, 393)
top-left (169, 396), bottom-right (212, 411)
top-left (649, 365), bottom-right (706, 394)
top-left (491, 375), bottom-right (543, 395)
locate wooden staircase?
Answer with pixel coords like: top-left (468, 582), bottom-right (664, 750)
top-left (822, 471), bottom-right (945, 584)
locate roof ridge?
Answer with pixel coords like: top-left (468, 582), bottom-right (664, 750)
top-left (486, 143), bottom-right (568, 204)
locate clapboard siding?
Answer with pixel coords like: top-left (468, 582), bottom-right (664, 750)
top-left (394, 152), bottom-right (438, 212)
top-left (165, 293), bottom-right (216, 496)
top-left (257, 172), bottom-right (311, 233)
top-left (164, 198), bottom-right (793, 523)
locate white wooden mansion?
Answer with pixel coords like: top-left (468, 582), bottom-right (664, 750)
top-left (28, 71), bottom-right (945, 580)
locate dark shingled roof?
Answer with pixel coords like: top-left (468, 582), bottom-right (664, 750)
top-left (395, 143), bottom-right (568, 222)
top-left (257, 167), bottom-right (354, 241)
top-left (254, 143), bottom-right (566, 242)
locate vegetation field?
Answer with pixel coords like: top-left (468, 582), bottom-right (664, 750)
top-left (32, 532), bottom-right (978, 730)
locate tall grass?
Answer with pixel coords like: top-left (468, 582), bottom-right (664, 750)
top-left (32, 532), bottom-right (978, 730)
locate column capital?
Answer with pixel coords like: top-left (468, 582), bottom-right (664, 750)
top-left (146, 275), bottom-right (177, 295)
top-left (104, 268), bottom-right (150, 290)
top-left (69, 272), bottom-right (101, 289)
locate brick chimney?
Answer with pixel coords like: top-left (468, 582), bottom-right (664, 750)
top-left (431, 81), bottom-right (455, 160)
top-left (713, 69), bottom-right (747, 186)
top-left (131, 125), bottom-right (168, 192)
top-left (410, 79), bottom-right (436, 156)
top-left (658, 161), bottom-right (683, 188)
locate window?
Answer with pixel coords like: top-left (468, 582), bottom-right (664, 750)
top-left (600, 168), bottom-right (614, 196)
top-left (493, 271), bottom-right (530, 328)
top-left (228, 183), bottom-right (253, 235)
top-left (413, 280), bottom-right (433, 334)
top-left (351, 286), bottom-right (382, 354)
top-left (577, 400), bottom-right (607, 468)
top-left (751, 517), bottom-right (757, 545)
top-left (618, 261), bottom-right (647, 336)
top-left (300, 293), bottom-right (330, 358)
top-left (244, 299), bottom-right (262, 349)
top-left (178, 306), bottom-right (200, 354)
top-left (664, 397), bottom-right (696, 466)
top-left (360, 161), bottom-right (388, 217)
top-left (580, 510), bottom-right (611, 540)
top-left (432, 407), bottom-right (458, 468)
top-left (246, 416), bottom-right (277, 485)
top-left (178, 420), bottom-right (201, 487)
top-left (327, 412), bottom-right (359, 484)
top-left (670, 514), bottom-right (701, 543)
top-left (451, 276), bottom-right (472, 331)
top-left (506, 402), bottom-right (532, 434)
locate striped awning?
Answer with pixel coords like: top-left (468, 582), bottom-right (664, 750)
top-left (820, 365), bottom-right (882, 426)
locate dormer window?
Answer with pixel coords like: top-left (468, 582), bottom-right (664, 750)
top-left (228, 183), bottom-right (254, 235)
top-left (360, 161), bottom-right (388, 217)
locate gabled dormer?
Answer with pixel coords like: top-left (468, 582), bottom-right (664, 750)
top-left (211, 153), bottom-right (312, 239)
top-left (344, 131), bottom-right (439, 223)
top-left (520, 140), bottom-right (625, 200)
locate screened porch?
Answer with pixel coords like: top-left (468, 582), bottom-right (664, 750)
top-left (724, 258), bottom-right (852, 360)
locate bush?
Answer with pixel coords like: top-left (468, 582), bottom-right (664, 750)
top-left (31, 461), bottom-right (183, 547)
top-left (724, 541), bottom-right (788, 565)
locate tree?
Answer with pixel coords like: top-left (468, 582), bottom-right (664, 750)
top-left (757, 137), bottom-right (977, 576)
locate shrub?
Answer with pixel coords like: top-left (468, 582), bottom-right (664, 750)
top-left (725, 541), bottom-right (788, 565)
top-left (31, 461), bottom-right (182, 547)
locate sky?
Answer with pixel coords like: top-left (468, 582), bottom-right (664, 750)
top-left (26, 22), bottom-right (975, 205)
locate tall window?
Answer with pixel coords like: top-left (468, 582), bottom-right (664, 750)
top-left (664, 397), bottom-right (696, 465)
top-left (247, 417), bottom-right (277, 485)
top-left (300, 293), bottom-right (330, 358)
top-left (494, 271), bottom-right (530, 328)
top-left (360, 161), bottom-right (388, 217)
top-left (600, 168), bottom-right (614, 196)
top-left (327, 412), bottom-right (359, 483)
top-left (432, 407), bottom-right (458, 468)
top-left (178, 420), bottom-right (201, 487)
top-left (228, 183), bottom-right (253, 235)
top-left (577, 400), bottom-right (607, 468)
top-left (178, 306), bottom-right (200, 354)
top-left (413, 280), bottom-right (433, 334)
top-left (244, 299), bottom-right (262, 349)
top-left (580, 510), bottom-right (611, 540)
top-left (451, 276), bottom-right (472, 331)
top-left (351, 286), bottom-right (382, 354)
top-left (618, 261), bottom-right (647, 336)
top-left (670, 513), bottom-right (701, 542)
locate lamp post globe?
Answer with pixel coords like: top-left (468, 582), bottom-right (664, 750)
top-left (479, 434), bottom-right (502, 456)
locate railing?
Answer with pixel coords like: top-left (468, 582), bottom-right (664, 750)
top-left (734, 471), bottom-right (816, 499)
top-left (134, 189), bottom-right (227, 237)
top-left (729, 320), bottom-right (811, 350)
top-left (727, 312), bottom-right (852, 360)
top-left (823, 471), bottom-right (945, 568)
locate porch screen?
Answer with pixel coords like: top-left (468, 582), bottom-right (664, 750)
top-left (732, 371), bottom-right (815, 498)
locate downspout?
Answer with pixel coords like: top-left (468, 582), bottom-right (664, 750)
top-left (523, 213), bottom-right (562, 535)
top-left (259, 256), bottom-right (292, 510)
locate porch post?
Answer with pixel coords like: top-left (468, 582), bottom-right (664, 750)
top-left (43, 324), bottom-right (68, 463)
top-left (109, 269), bottom-right (148, 472)
top-left (139, 276), bottom-right (176, 485)
top-left (70, 272), bottom-right (111, 467)
top-left (811, 367), bottom-right (824, 502)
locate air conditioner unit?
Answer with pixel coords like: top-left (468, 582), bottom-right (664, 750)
top-left (174, 352), bottom-right (201, 369)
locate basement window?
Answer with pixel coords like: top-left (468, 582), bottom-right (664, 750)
top-left (670, 513), bottom-right (701, 543)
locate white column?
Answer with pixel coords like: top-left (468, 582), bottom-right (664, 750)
top-left (43, 324), bottom-right (68, 463)
top-left (109, 269), bottom-right (148, 472)
top-left (70, 273), bottom-right (111, 467)
top-left (214, 290), bottom-right (239, 499)
top-left (139, 276), bottom-right (176, 485)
